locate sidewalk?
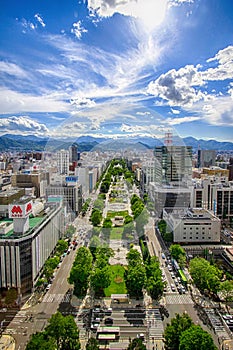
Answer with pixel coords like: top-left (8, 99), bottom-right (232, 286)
top-left (0, 335), bottom-right (15, 350)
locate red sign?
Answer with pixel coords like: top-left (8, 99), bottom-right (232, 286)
top-left (11, 205), bottom-right (23, 217)
top-left (26, 202), bottom-right (32, 213)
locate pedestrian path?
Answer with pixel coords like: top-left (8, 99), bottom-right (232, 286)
top-left (42, 293), bottom-right (70, 303)
top-left (165, 293), bottom-right (193, 305)
top-left (146, 308), bottom-right (164, 340)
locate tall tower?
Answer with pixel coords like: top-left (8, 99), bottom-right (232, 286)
top-left (69, 144), bottom-right (78, 163)
top-left (56, 150), bottom-right (70, 175)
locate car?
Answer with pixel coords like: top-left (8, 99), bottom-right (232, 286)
top-left (105, 317), bottom-right (113, 325)
top-left (46, 283), bottom-right (52, 291)
top-left (171, 273), bottom-right (175, 279)
top-left (174, 279), bottom-right (179, 286)
top-left (171, 283), bottom-right (176, 292)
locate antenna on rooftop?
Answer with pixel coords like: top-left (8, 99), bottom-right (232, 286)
top-left (164, 132), bottom-right (173, 147)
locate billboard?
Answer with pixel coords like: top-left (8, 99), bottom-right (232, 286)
top-left (9, 201), bottom-right (33, 218)
top-left (65, 176), bottom-right (78, 183)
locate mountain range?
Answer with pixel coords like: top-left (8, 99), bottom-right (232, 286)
top-left (0, 134), bottom-right (232, 152)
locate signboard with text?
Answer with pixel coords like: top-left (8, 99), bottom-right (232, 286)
top-left (9, 201), bottom-right (33, 218)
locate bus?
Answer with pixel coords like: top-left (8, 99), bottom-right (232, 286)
top-left (178, 269), bottom-right (188, 285)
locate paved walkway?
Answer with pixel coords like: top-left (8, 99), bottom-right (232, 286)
top-left (0, 335), bottom-right (15, 350)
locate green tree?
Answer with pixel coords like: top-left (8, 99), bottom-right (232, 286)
top-left (26, 332), bottom-right (56, 350)
top-left (146, 256), bottom-right (164, 299)
top-left (179, 325), bottom-right (217, 350)
top-left (5, 288), bottom-right (17, 306)
top-left (44, 312), bottom-right (80, 350)
top-left (220, 280), bottom-right (233, 304)
top-left (86, 337), bottom-right (100, 350)
top-left (56, 240), bottom-right (68, 255)
top-left (189, 257), bottom-right (222, 294)
top-left (125, 264), bottom-right (146, 298)
top-left (127, 338), bottom-right (146, 350)
top-left (102, 217), bottom-right (112, 228)
top-left (91, 209), bottom-right (102, 226)
top-left (169, 244), bottom-right (186, 268)
top-left (90, 265), bottom-right (111, 295)
top-left (65, 225), bottom-right (76, 238)
top-left (164, 313), bottom-right (193, 350)
top-left (68, 247), bottom-right (93, 296)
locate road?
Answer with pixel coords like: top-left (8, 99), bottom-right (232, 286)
top-left (4, 238), bottom-right (83, 350)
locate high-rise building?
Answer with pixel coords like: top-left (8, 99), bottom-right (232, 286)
top-left (197, 149), bottom-right (216, 168)
top-left (154, 145), bottom-right (192, 184)
top-left (56, 150), bottom-right (70, 175)
top-left (69, 144), bottom-right (78, 163)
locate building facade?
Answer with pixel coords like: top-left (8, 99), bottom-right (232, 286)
top-left (163, 207), bottom-right (221, 243)
top-left (0, 201), bottom-right (64, 295)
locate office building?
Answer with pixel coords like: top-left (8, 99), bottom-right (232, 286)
top-left (0, 198), bottom-right (65, 295)
top-left (197, 150), bottom-right (216, 168)
top-left (56, 150), bottom-right (70, 175)
top-left (163, 207), bottom-right (220, 243)
top-left (69, 144), bottom-right (78, 163)
top-left (154, 145), bottom-right (192, 184)
top-left (148, 182), bottom-right (191, 217)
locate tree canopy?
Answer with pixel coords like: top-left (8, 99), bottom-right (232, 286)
top-left (26, 312), bottom-right (80, 350)
top-left (164, 313), bottom-right (193, 350)
top-left (189, 257), bottom-right (222, 294)
top-left (127, 338), bottom-right (146, 350)
top-left (179, 325), bottom-right (217, 350)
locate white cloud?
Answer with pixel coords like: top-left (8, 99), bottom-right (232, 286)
top-left (164, 115), bottom-right (201, 125)
top-left (70, 97), bottom-right (96, 108)
top-left (0, 88), bottom-right (69, 114)
top-left (171, 108), bottom-right (180, 114)
top-left (168, 0), bottom-right (194, 6)
top-left (87, 0), bottom-right (167, 30)
top-left (71, 21), bottom-right (88, 39)
top-left (147, 65), bottom-right (205, 107)
top-left (204, 45), bottom-right (233, 81)
top-left (34, 13), bottom-right (46, 27)
top-left (0, 61), bottom-right (27, 78)
top-left (194, 96), bottom-right (233, 126)
top-left (136, 111), bottom-right (151, 116)
top-left (0, 116), bottom-right (48, 135)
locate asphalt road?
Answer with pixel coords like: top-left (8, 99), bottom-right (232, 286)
top-left (5, 239), bottom-right (82, 350)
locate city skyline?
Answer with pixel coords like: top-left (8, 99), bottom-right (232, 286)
top-left (1, 0), bottom-right (233, 142)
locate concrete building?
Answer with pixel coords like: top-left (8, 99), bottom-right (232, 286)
top-left (197, 150), bottom-right (216, 168)
top-left (163, 207), bottom-right (221, 243)
top-left (0, 188), bottom-right (25, 217)
top-left (0, 198), bottom-right (65, 295)
top-left (11, 171), bottom-right (50, 198)
top-left (191, 177), bottom-right (233, 221)
top-left (46, 177), bottom-right (83, 218)
top-left (154, 145), bottom-right (192, 185)
top-left (148, 182), bottom-right (191, 217)
top-left (202, 166), bottom-right (229, 178)
top-left (69, 144), bottom-right (78, 163)
top-left (56, 149), bottom-right (70, 175)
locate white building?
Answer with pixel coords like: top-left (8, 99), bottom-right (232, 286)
top-left (56, 149), bottom-right (70, 175)
top-left (163, 207), bottom-right (221, 243)
top-left (0, 199), bottom-right (65, 295)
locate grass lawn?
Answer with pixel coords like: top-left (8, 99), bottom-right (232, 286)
top-left (107, 210), bottom-right (129, 218)
top-left (104, 264), bottom-right (127, 296)
top-left (109, 227), bottom-right (124, 239)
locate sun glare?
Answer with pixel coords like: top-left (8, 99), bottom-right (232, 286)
top-left (134, 0), bottom-right (168, 31)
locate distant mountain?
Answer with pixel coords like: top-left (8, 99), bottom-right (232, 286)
top-left (183, 137), bottom-right (233, 151)
top-left (0, 133), bottom-right (232, 152)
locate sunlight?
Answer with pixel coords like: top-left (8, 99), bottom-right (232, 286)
top-left (130, 0), bottom-right (168, 31)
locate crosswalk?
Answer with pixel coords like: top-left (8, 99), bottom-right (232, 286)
top-left (146, 308), bottom-right (164, 340)
top-left (42, 293), bottom-right (71, 303)
top-left (165, 293), bottom-right (193, 305)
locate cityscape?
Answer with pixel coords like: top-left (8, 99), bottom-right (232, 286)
top-left (1, 1), bottom-right (233, 350)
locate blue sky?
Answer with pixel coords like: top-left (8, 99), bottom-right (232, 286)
top-left (0, 0), bottom-right (233, 142)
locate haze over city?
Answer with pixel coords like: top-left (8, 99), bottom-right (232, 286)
top-left (1, 0), bottom-right (233, 141)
